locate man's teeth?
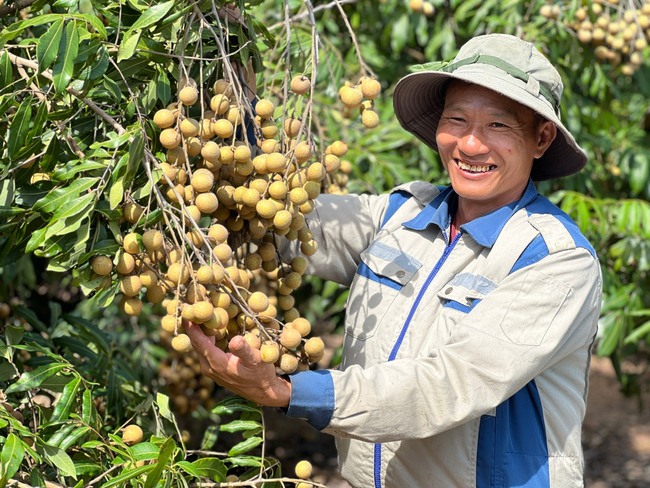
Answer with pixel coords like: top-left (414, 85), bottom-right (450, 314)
top-left (457, 161), bottom-right (495, 173)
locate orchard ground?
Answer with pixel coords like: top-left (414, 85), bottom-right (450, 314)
top-left (262, 351), bottom-right (650, 487)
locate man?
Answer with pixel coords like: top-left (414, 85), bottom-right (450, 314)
top-left (187, 34), bottom-right (603, 487)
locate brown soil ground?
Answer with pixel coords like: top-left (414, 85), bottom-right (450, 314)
top-left (264, 355), bottom-right (650, 487)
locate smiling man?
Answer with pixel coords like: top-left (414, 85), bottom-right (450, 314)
top-left (187, 34), bottom-right (603, 488)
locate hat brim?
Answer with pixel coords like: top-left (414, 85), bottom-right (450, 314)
top-left (393, 67), bottom-right (587, 180)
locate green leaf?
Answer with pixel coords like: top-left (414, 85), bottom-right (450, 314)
top-left (128, 0), bottom-right (175, 33)
top-left (129, 442), bottom-right (159, 461)
top-left (63, 314), bottom-right (111, 355)
top-left (7, 95), bottom-right (33, 159)
top-left (109, 177), bottom-right (124, 210)
top-left (219, 420), bottom-right (262, 433)
top-left (51, 191), bottom-right (97, 222)
top-left (42, 443), bottom-right (77, 479)
top-left (5, 363), bottom-right (67, 394)
top-left (51, 376), bottom-right (81, 422)
top-left (0, 433), bottom-right (25, 484)
top-left (143, 437), bottom-right (176, 488)
top-left (58, 426), bottom-right (91, 451)
top-left (177, 458), bottom-right (227, 481)
top-left (81, 388), bottom-right (95, 425)
top-left (99, 464), bottom-right (153, 488)
top-left (227, 436), bottom-right (263, 456)
top-left (117, 31), bottom-right (141, 62)
top-left (32, 177), bottom-right (98, 214)
top-left (0, 51), bottom-right (12, 91)
top-left (37, 19), bottom-right (65, 72)
top-left (156, 393), bottom-right (173, 422)
top-left (52, 21), bottom-right (80, 93)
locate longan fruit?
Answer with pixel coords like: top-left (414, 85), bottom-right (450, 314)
top-left (153, 109), bottom-right (176, 129)
top-left (120, 275), bottom-right (142, 297)
top-left (166, 262), bottom-right (190, 285)
top-left (122, 232), bottom-right (141, 254)
top-left (186, 136), bottom-right (202, 157)
top-left (121, 297), bottom-right (143, 316)
top-left (161, 314), bottom-right (179, 333)
top-left (294, 460), bottom-right (313, 480)
top-left (145, 284), bottom-right (166, 304)
top-left (179, 85), bottom-right (199, 106)
top-left (123, 201), bottom-right (144, 223)
top-left (115, 252), bottom-right (135, 275)
top-left (122, 424), bottom-right (144, 445)
top-left (210, 94), bottom-right (230, 115)
top-left (259, 137), bottom-right (280, 154)
top-left (244, 331), bottom-right (262, 350)
top-left (248, 291), bottom-right (270, 313)
top-left (204, 307), bottom-right (229, 330)
top-left (208, 224), bottom-right (229, 243)
top-left (283, 118), bottom-right (302, 138)
top-left (160, 128), bottom-right (182, 149)
top-left (91, 255), bottom-right (113, 276)
top-left (213, 78), bottom-right (233, 96)
top-left (339, 85), bottom-right (363, 107)
top-left (142, 229), bottom-right (164, 251)
top-left (201, 140), bottom-right (221, 163)
top-left (212, 243), bottom-right (233, 263)
top-left (195, 192), bottom-right (219, 214)
top-left (171, 333), bottom-right (193, 352)
top-left (256, 199), bottom-right (278, 219)
top-left (328, 140), bottom-right (348, 157)
top-left (279, 353), bottom-right (299, 374)
top-left (139, 269), bottom-right (158, 288)
top-left (265, 152), bottom-right (287, 173)
top-left (260, 341), bottom-right (280, 363)
top-left (289, 187), bottom-right (309, 206)
top-left (192, 301), bottom-right (215, 324)
top-left (361, 109), bottom-right (379, 129)
top-left (273, 209), bottom-right (293, 230)
top-left (234, 144), bottom-right (252, 163)
top-left (180, 117), bottom-right (200, 138)
top-left (184, 205), bottom-right (201, 224)
top-left (255, 99), bottom-right (275, 118)
top-left (280, 327), bottom-right (302, 350)
top-left (290, 317), bottom-right (311, 337)
top-left (304, 337), bottom-right (324, 359)
top-left (191, 168), bottom-right (215, 193)
top-left (290, 75), bottom-right (311, 95)
top-left (360, 78), bottom-right (381, 99)
top-left (212, 119), bottom-right (234, 139)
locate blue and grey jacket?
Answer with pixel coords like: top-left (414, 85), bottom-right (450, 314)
top-left (284, 180), bottom-right (602, 488)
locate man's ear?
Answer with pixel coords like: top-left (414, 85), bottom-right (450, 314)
top-left (534, 121), bottom-right (557, 159)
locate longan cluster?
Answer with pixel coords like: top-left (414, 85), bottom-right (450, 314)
top-left (89, 71), bottom-right (337, 378)
top-left (542, 0), bottom-right (650, 76)
top-left (338, 76), bottom-right (382, 129)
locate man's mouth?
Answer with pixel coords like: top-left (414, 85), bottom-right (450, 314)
top-left (456, 160), bottom-right (496, 173)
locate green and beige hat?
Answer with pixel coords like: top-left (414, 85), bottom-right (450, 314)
top-left (393, 33), bottom-right (587, 180)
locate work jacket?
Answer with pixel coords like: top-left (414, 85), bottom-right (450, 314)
top-left (285, 180), bottom-right (602, 488)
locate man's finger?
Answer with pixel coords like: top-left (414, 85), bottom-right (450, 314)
top-left (228, 335), bottom-right (258, 365)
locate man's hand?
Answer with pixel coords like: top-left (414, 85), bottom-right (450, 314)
top-left (186, 323), bottom-right (291, 408)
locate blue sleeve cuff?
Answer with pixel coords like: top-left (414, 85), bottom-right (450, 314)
top-left (285, 370), bottom-right (334, 430)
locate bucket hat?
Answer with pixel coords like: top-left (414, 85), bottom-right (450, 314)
top-left (393, 33), bottom-right (587, 180)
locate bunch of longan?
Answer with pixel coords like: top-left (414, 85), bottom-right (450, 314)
top-left (542, 0), bottom-right (650, 76)
top-left (90, 70), bottom-right (341, 379)
top-left (338, 76), bottom-right (382, 129)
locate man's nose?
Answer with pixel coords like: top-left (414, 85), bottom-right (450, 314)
top-left (458, 131), bottom-right (489, 155)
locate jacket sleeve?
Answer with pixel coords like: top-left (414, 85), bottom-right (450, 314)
top-left (288, 246), bottom-right (602, 442)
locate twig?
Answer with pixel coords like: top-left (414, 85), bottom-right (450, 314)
top-left (332, 0), bottom-right (374, 78)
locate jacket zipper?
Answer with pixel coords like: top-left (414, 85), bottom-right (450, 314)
top-left (373, 232), bottom-right (462, 488)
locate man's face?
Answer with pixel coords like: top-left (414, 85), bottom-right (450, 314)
top-left (436, 81), bottom-right (556, 221)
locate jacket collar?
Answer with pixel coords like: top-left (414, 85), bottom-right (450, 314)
top-left (402, 179), bottom-right (539, 247)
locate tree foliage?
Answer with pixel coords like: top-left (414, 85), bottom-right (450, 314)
top-left (0, 0), bottom-right (649, 485)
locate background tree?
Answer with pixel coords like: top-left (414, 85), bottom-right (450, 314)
top-left (0, 0), bottom-right (649, 486)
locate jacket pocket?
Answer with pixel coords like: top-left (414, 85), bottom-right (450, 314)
top-left (345, 242), bottom-right (421, 340)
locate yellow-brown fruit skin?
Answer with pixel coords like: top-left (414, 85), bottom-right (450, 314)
top-left (294, 460), bottom-right (313, 480)
top-left (122, 424), bottom-right (144, 445)
top-left (290, 75), bottom-right (311, 95)
top-left (91, 255), bottom-right (113, 276)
